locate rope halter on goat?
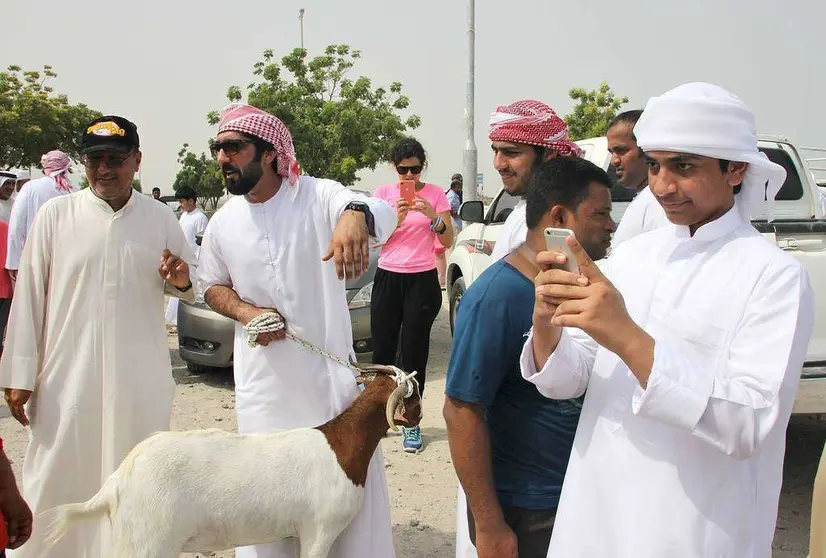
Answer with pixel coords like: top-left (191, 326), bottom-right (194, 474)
top-left (356, 365), bottom-right (419, 430)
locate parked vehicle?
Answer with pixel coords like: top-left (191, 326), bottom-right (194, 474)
top-left (447, 135), bottom-right (826, 414)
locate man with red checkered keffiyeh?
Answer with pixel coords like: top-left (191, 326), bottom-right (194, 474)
top-left (487, 100), bottom-right (583, 262)
top-left (197, 103), bottom-right (398, 558)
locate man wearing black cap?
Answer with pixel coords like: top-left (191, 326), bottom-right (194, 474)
top-left (0, 115), bottom-right (196, 558)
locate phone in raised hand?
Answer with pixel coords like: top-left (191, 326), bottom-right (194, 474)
top-left (543, 227), bottom-right (580, 274)
top-left (399, 180), bottom-right (416, 204)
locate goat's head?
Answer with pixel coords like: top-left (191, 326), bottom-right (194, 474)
top-left (356, 365), bottom-right (423, 431)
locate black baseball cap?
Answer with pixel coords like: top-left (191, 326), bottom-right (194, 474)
top-left (80, 115), bottom-right (140, 155)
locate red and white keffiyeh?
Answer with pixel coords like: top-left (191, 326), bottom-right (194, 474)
top-left (217, 103), bottom-right (300, 187)
top-left (488, 100), bottom-right (583, 157)
top-left (40, 150), bottom-right (73, 192)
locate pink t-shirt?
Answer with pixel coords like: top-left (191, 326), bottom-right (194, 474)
top-left (374, 182), bottom-right (451, 273)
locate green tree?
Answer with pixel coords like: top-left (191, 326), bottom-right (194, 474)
top-left (564, 82), bottom-right (629, 141)
top-left (208, 44), bottom-right (421, 185)
top-left (78, 174), bottom-right (143, 192)
top-left (0, 65), bottom-right (101, 169)
top-left (172, 144), bottom-right (225, 211)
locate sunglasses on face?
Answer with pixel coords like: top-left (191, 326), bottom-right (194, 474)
top-left (81, 151), bottom-right (134, 169)
top-left (210, 138), bottom-right (255, 158)
top-left (396, 165), bottom-right (423, 176)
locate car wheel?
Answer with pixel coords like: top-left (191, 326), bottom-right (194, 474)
top-left (449, 277), bottom-right (466, 336)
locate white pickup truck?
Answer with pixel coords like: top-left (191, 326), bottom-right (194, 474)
top-left (446, 135), bottom-right (826, 414)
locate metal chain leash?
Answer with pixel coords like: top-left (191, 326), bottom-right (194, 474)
top-left (244, 312), bottom-right (364, 374)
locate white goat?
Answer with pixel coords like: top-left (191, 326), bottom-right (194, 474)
top-left (38, 365), bottom-right (421, 558)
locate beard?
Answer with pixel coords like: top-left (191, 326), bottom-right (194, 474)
top-left (223, 158), bottom-right (263, 196)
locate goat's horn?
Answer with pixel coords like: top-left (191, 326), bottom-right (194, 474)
top-left (385, 382), bottom-right (407, 431)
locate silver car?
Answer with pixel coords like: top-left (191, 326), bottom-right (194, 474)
top-left (178, 247), bottom-right (379, 374)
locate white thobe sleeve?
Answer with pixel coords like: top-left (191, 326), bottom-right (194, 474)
top-left (0, 203), bottom-right (54, 391)
top-left (519, 327), bottom-right (598, 400)
top-left (5, 186), bottom-right (31, 270)
top-left (631, 265), bottom-right (814, 459)
top-left (197, 220), bottom-right (232, 291)
top-left (611, 189), bottom-right (651, 248)
top-left (322, 181), bottom-right (396, 244)
top-left (162, 208), bottom-right (197, 301)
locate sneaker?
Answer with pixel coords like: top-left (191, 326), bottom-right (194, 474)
top-left (402, 426), bottom-right (423, 454)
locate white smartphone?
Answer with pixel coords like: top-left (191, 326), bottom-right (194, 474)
top-left (543, 227), bottom-right (579, 273)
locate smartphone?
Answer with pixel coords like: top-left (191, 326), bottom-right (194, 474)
top-left (399, 180), bottom-right (416, 204)
top-left (544, 227), bottom-right (579, 273)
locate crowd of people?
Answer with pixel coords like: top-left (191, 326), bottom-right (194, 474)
top-left (0, 79), bottom-right (820, 558)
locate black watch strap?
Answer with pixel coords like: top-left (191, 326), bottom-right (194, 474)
top-left (345, 201), bottom-right (376, 237)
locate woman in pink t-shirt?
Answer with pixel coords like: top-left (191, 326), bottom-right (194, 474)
top-left (372, 137), bottom-right (453, 453)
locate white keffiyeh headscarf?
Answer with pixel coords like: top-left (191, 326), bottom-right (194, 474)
top-left (634, 82), bottom-right (786, 222)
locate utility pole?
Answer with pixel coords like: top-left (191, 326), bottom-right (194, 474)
top-left (299, 8), bottom-right (305, 48)
top-left (462, 0), bottom-right (478, 203)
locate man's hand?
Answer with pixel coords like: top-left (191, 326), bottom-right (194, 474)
top-left (475, 523), bottom-right (518, 558)
top-left (535, 236), bottom-right (632, 353)
top-left (0, 479), bottom-right (32, 549)
top-left (322, 210), bottom-right (370, 281)
top-left (236, 305), bottom-right (286, 347)
top-left (3, 390), bottom-right (30, 427)
top-left (159, 249), bottom-right (191, 289)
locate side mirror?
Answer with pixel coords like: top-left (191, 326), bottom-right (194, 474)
top-left (460, 201), bottom-right (485, 224)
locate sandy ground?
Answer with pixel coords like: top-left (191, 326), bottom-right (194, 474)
top-left (0, 301), bottom-right (823, 557)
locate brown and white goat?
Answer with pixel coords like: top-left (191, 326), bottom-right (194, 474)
top-left (38, 365), bottom-right (421, 558)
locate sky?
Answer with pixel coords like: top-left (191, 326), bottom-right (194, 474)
top-left (2, 0), bottom-right (825, 196)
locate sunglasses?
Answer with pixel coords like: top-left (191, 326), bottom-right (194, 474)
top-left (81, 151), bottom-right (135, 169)
top-left (396, 165), bottom-right (423, 176)
top-left (210, 138), bottom-right (255, 158)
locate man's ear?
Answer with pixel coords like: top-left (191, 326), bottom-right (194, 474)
top-left (726, 161), bottom-right (749, 188)
top-left (548, 204), bottom-right (566, 227)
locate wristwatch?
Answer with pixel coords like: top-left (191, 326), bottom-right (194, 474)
top-left (177, 281), bottom-right (193, 292)
top-left (344, 201), bottom-right (376, 237)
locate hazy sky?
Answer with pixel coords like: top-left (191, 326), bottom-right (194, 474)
top-left (2, 0), bottom-right (825, 196)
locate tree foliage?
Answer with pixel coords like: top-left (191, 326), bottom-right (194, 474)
top-left (172, 144), bottom-right (224, 211)
top-left (0, 65), bottom-right (102, 169)
top-left (208, 44), bottom-right (421, 186)
top-left (564, 82), bottom-right (629, 141)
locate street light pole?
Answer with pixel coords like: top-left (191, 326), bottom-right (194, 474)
top-left (299, 8), bottom-right (305, 48)
top-left (462, 0), bottom-right (478, 203)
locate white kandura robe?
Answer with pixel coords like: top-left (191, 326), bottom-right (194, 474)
top-left (521, 204), bottom-right (814, 558)
top-left (165, 207), bottom-right (209, 326)
top-left (0, 197), bottom-right (14, 224)
top-left (0, 188), bottom-right (195, 558)
top-left (490, 198), bottom-right (527, 261)
top-left (610, 184), bottom-right (669, 249)
top-left (198, 176), bottom-right (397, 558)
top-left (6, 175), bottom-right (76, 270)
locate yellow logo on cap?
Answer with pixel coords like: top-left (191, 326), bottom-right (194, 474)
top-left (87, 121), bottom-right (126, 137)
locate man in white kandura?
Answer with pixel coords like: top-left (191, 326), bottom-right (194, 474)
top-left (0, 115), bottom-right (195, 558)
top-left (197, 103), bottom-right (398, 558)
top-left (6, 151), bottom-right (76, 278)
top-left (522, 83), bottom-right (814, 557)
